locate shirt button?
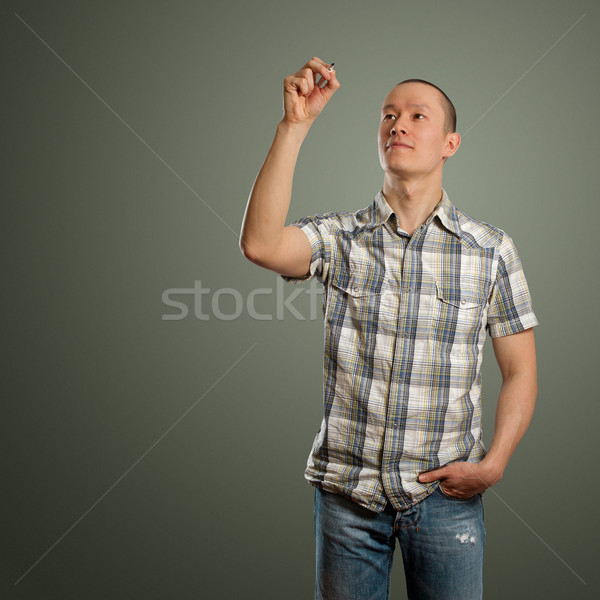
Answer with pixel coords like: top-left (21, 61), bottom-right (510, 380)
top-left (352, 285), bottom-right (359, 292)
top-left (460, 299), bottom-right (466, 305)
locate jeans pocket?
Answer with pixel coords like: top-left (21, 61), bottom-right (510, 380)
top-left (435, 484), bottom-right (480, 502)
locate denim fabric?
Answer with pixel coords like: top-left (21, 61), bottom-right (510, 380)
top-left (314, 486), bottom-right (485, 600)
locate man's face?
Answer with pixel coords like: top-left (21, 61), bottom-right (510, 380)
top-left (377, 82), bottom-right (455, 178)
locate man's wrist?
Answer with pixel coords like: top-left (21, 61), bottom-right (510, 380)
top-left (478, 456), bottom-right (505, 485)
top-left (277, 118), bottom-right (312, 141)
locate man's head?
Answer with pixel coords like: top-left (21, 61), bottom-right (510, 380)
top-left (377, 80), bottom-right (461, 179)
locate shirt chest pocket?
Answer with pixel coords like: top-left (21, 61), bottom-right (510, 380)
top-left (325, 271), bottom-right (385, 330)
top-left (430, 278), bottom-right (489, 351)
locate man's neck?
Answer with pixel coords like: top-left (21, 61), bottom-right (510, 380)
top-left (381, 176), bottom-right (443, 237)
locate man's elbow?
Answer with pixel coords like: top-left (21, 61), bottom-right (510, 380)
top-left (240, 233), bottom-right (260, 260)
top-left (239, 237), bottom-right (256, 262)
top-left (239, 237), bottom-right (271, 269)
top-left (504, 369), bottom-right (537, 394)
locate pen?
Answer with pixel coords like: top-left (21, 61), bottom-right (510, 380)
top-left (327, 62), bottom-right (335, 72)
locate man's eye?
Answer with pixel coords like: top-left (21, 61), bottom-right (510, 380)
top-left (383, 114), bottom-right (396, 120)
top-left (414, 113), bottom-right (425, 119)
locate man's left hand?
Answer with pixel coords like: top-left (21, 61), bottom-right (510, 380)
top-left (417, 461), bottom-right (501, 499)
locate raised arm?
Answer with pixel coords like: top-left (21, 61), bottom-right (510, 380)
top-left (239, 57), bottom-right (340, 277)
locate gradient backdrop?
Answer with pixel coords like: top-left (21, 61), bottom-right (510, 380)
top-left (3, 0), bottom-right (599, 598)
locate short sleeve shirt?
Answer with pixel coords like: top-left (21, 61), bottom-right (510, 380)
top-left (281, 188), bottom-right (539, 512)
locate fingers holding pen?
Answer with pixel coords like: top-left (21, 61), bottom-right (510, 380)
top-left (317, 62), bottom-right (336, 88)
top-left (282, 57), bottom-right (340, 125)
top-left (308, 56), bottom-right (338, 89)
top-left (286, 57), bottom-right (338, 97)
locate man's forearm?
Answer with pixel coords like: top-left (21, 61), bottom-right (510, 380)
top-left (240, 120), bottom-right (311, 261)
top-left (480, 371), bottom-right (537, 482)
top-left (418, 369), bottom-right (537, 496)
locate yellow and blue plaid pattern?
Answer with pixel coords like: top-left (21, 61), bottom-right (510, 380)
top-left (282, 188), bottom-right (539, 511)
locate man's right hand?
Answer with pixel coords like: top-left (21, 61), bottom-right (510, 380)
top-left (282, 57), bottom-right (340, 127)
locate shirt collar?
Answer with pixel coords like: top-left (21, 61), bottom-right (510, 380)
top-left (373, 187), bottom-right (463, 238)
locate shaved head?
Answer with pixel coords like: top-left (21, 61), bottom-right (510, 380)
top-left (395, 79), bottom-right (456, 134)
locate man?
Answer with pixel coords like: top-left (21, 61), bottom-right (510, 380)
top-left (240, 56), bottom-right (538, 600)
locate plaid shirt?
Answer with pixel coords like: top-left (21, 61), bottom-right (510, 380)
top-left (282, 188), bottom-right (539, 512)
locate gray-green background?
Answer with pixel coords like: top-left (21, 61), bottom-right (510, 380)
top-left (3, 0), bottom-right (599, 598)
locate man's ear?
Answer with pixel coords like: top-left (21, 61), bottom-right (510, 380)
top-left (443, 132), bottom-right (461, 160)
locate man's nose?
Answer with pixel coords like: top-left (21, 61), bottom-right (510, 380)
top-left (391, 124), bottom-right (406, 135)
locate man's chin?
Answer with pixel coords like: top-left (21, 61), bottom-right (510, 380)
top-left (383, 164), bottom-right (419, 178)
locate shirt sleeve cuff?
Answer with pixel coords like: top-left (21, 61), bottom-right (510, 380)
top-left (488, 313), bottom-right (539, 338)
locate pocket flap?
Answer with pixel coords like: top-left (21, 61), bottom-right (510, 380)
top-left (435, 279), bottom-right (487, 309)
top-left (330, 271), bottom-right (384, 297)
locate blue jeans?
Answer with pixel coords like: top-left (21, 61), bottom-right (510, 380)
top-left (314, 486), bottom-right (485, 600)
